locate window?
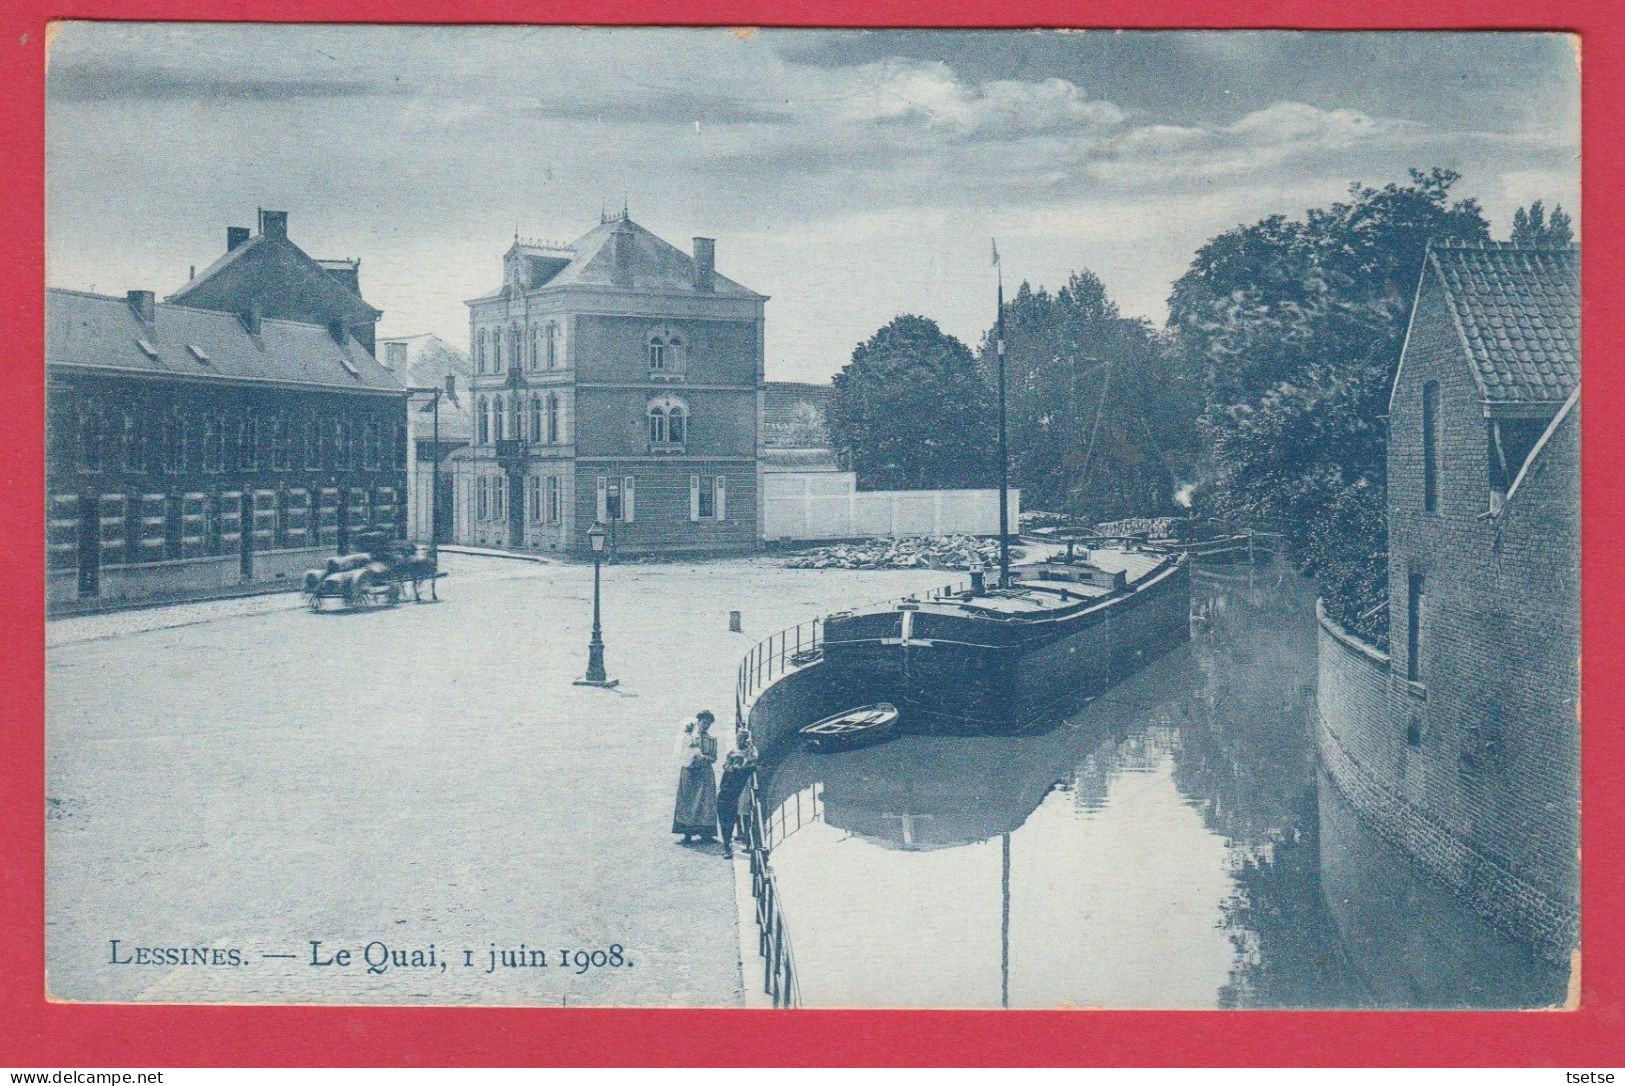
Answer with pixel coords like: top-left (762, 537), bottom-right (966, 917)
top-left (546, 323), bottom-right (558, 369)
top-left (475, 331), bottom-right (486, 374)
top-left (1406, 572), bottom-right (1426, 684)
top-left (79, 405), bottom-right (101, 472)
top-left (546, 475), bottom-right (561, 523)
top-left (691, 474), bottom-right (725, 520)
top-left (647, 396), bottom-right (687, 448)
top-left (547, 394), bottom-right (560, 444)
top-left (526, 476), bottom-right (539, 522)
top-left (476, 398), bottom-right (489, 445)
top-left (477, 476), bottom-right (488, 520)
top-left (120, 413), bottom-right (139, 472)
top-left (528, 396), bottom-right (542, 442)
top-left (366, 421), bottom-right (380, 469)
top-left (492, 333), bottom-right (503, 374)
top-left (648, 335), bottom-right (666, 370)
top-left (1422, 381), bottom-right (1439, 513)
top-left (222, 414), bottom-right (239, 472)
top-left (528, 326), bottom-right (539, 371)
top-left (493, 397), bottom-right (505, 441)
top-left (243, 417), bottom-right (260, 472)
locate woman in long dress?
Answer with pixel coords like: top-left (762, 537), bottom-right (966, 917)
top-left (672, 710), bottom-right (719, 842)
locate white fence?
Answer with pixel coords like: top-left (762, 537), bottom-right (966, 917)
top-left (761, 471), bottom-right (1018, 542)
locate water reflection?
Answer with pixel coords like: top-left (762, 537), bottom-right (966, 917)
top-left (763, 559), bottom-right (1564, 1009)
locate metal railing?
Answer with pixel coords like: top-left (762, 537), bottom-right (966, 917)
top-left (728, 575), bottom-right (968, 1008)
top-left (733, 578), bottom-right (971, 727)
top-left (737, 769), bottom-right (801, 1007)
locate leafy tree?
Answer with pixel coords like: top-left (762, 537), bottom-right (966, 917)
top-left (1169, 168), bottom-right (1490, 638)
top-left (828, 315), bottom-right (995, 490)
top-left (1510, 200), bottom-right (1575, 247)
top-left (977, 271), bottom-right (1200, 524)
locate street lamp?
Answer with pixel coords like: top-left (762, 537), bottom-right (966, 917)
top-left (406, 385), bottom-right (443, 547)
top-left (574, 521), bottom-right (618, 688)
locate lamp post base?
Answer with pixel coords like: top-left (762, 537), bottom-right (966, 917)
top-left (572, 678), bottom-right (620, 689)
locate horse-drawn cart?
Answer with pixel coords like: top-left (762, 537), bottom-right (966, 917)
top-left (302, 531), bottom-right (444, 612)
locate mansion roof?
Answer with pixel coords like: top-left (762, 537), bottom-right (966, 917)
top-left (471, 214), bottom-right (764, 303)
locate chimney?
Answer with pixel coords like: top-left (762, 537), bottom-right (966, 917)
top-left (258, 209), bottom-right (288, 240)
top-left (693, 237), bottom-right (715, 292)
top-left (226, 226), bottom-right (251, 252)
top-left (611, 218), bottom-right (634, 288)
top-left (444, 374), bottom-right (456, 397)
top-left (126, 290), bottom-right (155, 324)
top-left (329, 318), bottom-right (349, 344)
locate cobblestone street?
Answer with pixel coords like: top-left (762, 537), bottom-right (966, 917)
top-left (45, 551), bottom-right (954, 1006)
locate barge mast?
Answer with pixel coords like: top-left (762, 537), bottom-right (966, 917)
top-left (994, 240), bottom-right (1011, 588)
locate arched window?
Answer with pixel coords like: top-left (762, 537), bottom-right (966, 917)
top-left (667, 334), bottom-right (684, 369)
top-left (492, 333), bottom-right (502, 373)
top-left (647, 396), bottom-right (687, 447)
top-left (476, 331), bottom-right (487, 374)
top-left (547, 394), bottom-right (560, 444)
top-left (528, 326), bottom-right (539, 371)
top-left (510, 327), bottom-right (521, 372)
top-left (546, 323), bottom-right (559, 369)
top-left (492, 397), bottom-right (505, 442)
top-left (648, 334), bottom-right (666, 370)
top-left (477, 397), bottom-right (489, 445)
top-left (528, 395), bottom-right (542, 442)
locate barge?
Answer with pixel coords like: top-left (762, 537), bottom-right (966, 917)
top-left (821, 547), bottom-right (1190, 731)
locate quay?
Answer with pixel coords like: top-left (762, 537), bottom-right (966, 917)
top-left (45, 550), bottom-right (958, 1006)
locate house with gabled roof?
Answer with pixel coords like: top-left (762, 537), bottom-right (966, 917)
top-left (168, 209), bottom-right (382, 355)
top-left (1316, 239), bottom-right (1580, 974)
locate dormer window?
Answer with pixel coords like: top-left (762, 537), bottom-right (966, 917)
top-left (136, 338), bottom-right (160, 360)
top-left (187, 344), bottom-right (211, 365)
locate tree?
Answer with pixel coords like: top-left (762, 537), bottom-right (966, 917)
top-left (1510, 200), bottom-right (1575, 247)
top-left (976, 271), bottom-right (1200, 523)
top-left (828, 315), bottom-right (995, 490)
top-left (1169, 168), bottom-right (1490, 637)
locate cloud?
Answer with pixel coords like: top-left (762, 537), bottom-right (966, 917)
top-left (833, 59), bottom-right (1125, 139)
top-left (521, 88), bottom-right (793, 126)
top-left (47, 61), bottom-right (379, 103)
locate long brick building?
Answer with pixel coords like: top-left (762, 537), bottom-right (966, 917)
top-left (1316, 240), bottom-right (1580, 967)
top-left (457, 213), bottom-right (766, 556)
top-left (46, 212), bottom-right (407, 611)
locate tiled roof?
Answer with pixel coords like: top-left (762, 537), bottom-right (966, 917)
top-left (761, 381), bottom-right (832, 448)
top-left (47, 288), bottom-right (403, 394)
top-left (469, 215), bottom-right (764, 302)
top-left (1427, 240), bottom-right (1579, 404)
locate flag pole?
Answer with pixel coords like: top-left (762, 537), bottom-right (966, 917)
top-left (994, 239), bottom-right (1010, 588)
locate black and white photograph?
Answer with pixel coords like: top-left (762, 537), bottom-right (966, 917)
top-left (43, 24), bottom-right (1580, 1010)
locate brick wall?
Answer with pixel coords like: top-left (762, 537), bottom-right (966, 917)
top-left (1317, 261), bottom-right (1580, 962)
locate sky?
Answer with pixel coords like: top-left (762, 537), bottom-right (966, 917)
top-left (45, 25), bottom-right (1580, 384)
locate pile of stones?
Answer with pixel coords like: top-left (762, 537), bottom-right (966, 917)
top-left (784, 535), bottom-right (1023, 571)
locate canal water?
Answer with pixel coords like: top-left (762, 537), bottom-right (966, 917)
top-left (761, 559), bottom-right (1569, 1009)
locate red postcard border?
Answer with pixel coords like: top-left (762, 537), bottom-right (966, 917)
top-left (2, 1), bottom-right (1620, 1068)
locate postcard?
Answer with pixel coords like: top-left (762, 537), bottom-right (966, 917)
top-left (41, 24), bottom-right (1580, 1012)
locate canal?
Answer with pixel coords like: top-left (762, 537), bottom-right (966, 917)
top-left (760, 558), bottom-right (1570, 1009)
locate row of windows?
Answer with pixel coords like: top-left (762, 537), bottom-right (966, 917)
top-left (46, 485), bottom-right (400, 569)
top-left (475, 394), bottom-right (565, 446)
top-left (475, 322), bottom-right (561, 375)
top-left (466, 473), bottom-right (729, 525)
top-left (51, 404), bottom-right (407, 477)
